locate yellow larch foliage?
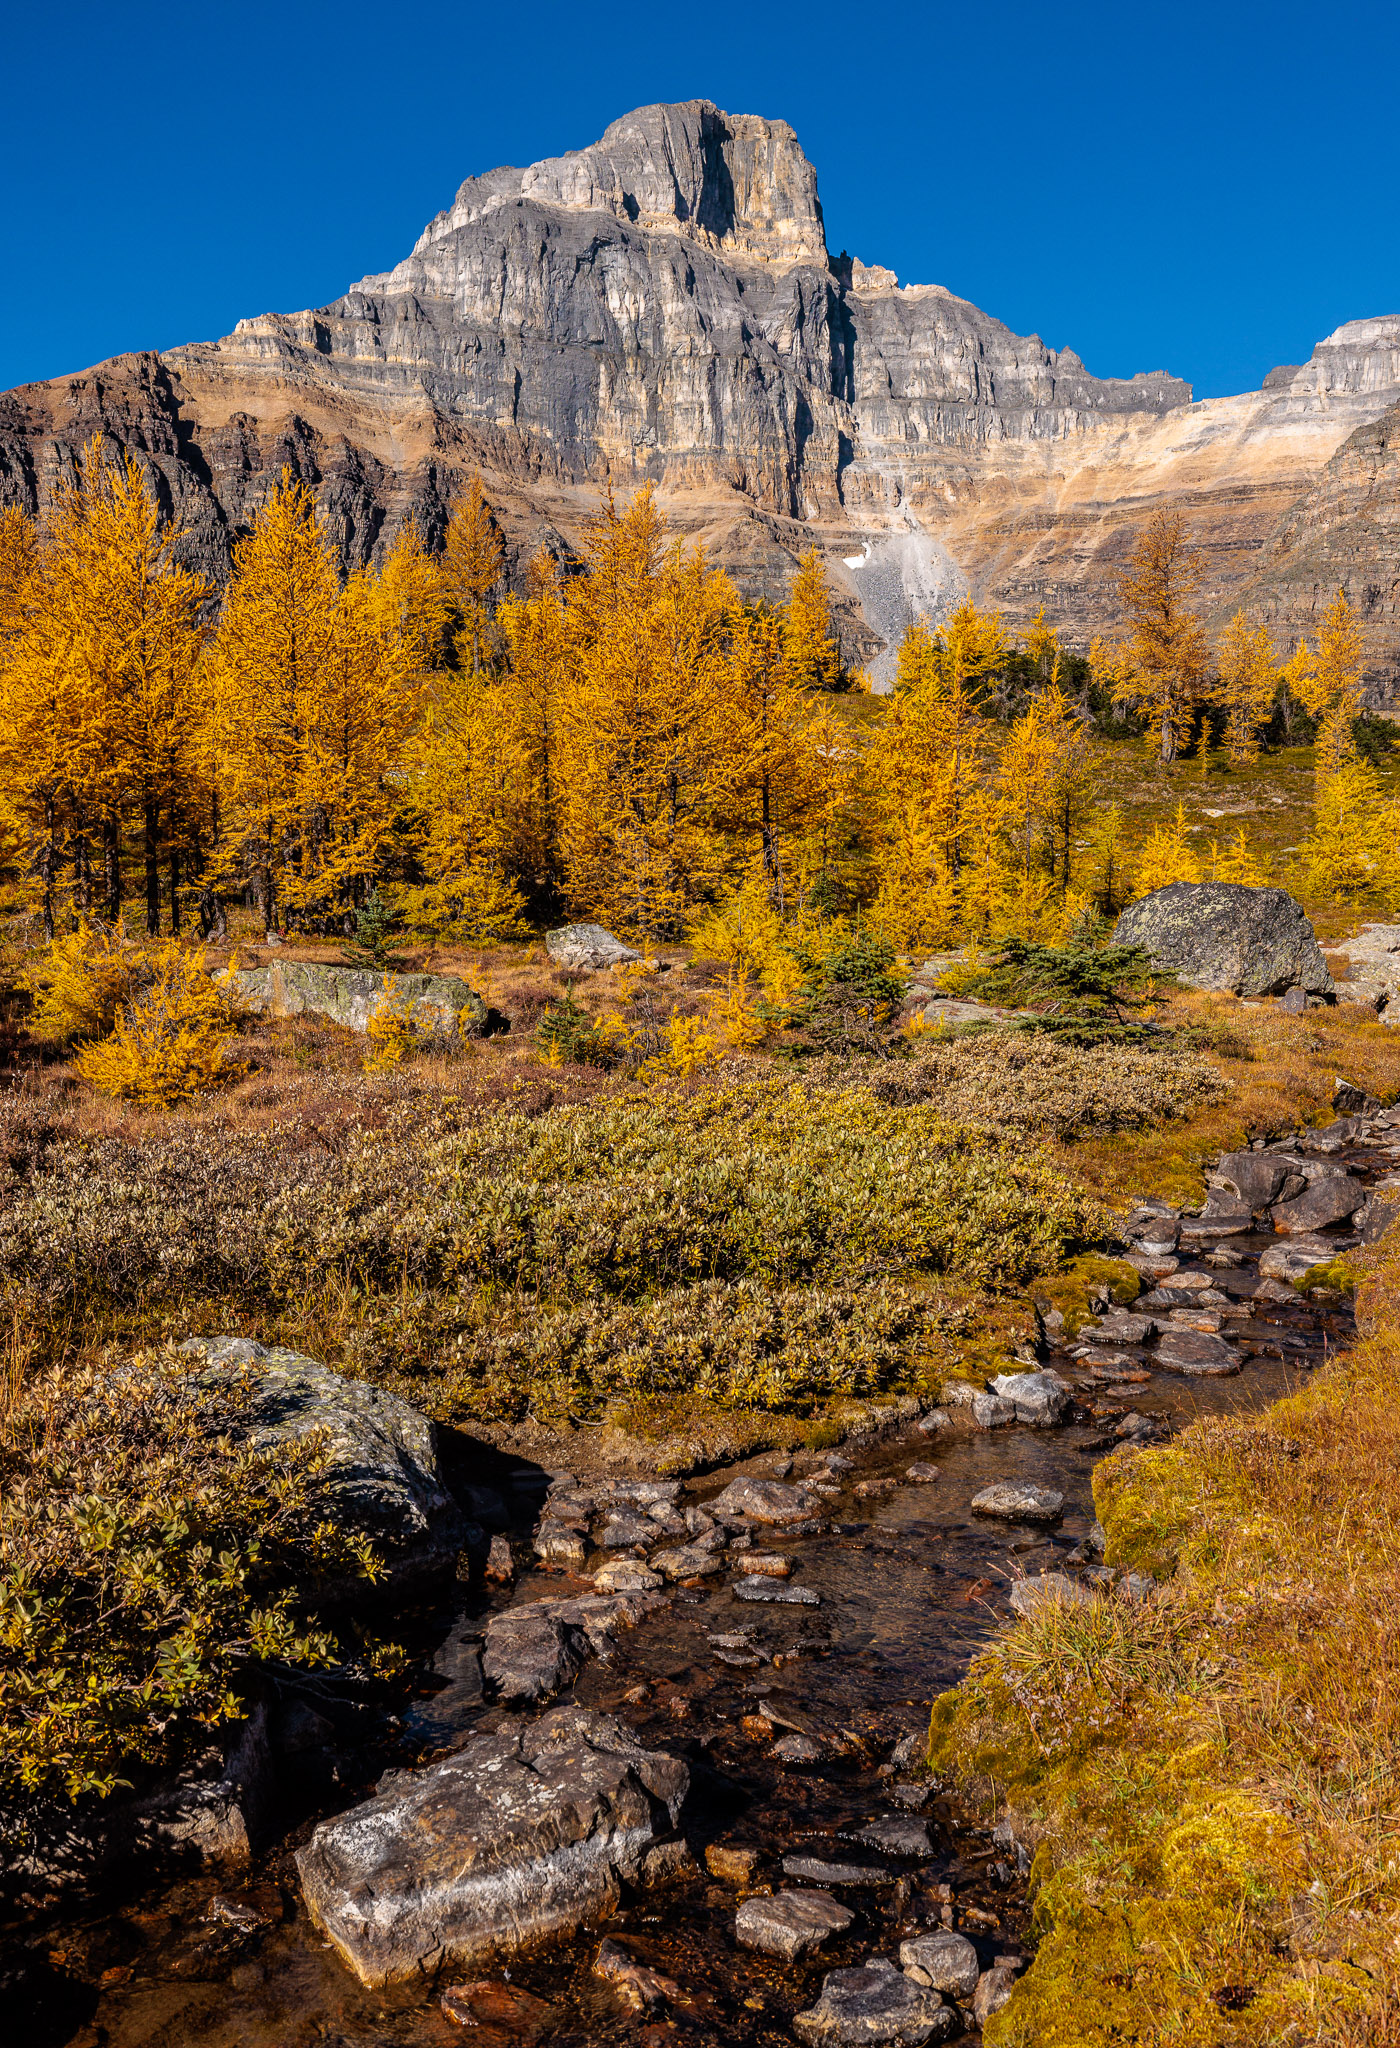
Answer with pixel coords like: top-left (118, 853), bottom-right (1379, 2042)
top-left (1295, 757), bottom-right (1397, 904)
top-left (19, 922), bottom-right (134, 1045)
top-left (442, 475), bottom-right (504, 676)
top-left (1106, 511), bottom-right (1211, 762)
top-left (781, 546), bottom-right (842, 691)
top-left (74, 942), bottom-right (240, 1107)
top-left (1132, 802), bottom-right (1203, 895)
top-left (1208, 827), bottom-right (1266, 886)
top-left (1213, 612), bottom-right (1278, 765)
top-left (362, 979), bottom-right (418, 1074)
top-left (1282, 589), bottom-right (1366, 783)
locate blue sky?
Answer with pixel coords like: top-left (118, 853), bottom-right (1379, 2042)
top-left (5, 0), bottom-right (1396, 400)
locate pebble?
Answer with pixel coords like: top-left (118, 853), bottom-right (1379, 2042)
top-left (854, 1477), bottom-right (899, 1498)
top-left (734, 1577), bottom-right (821, 1605)
top-left (771, 1732), bottom-right (825, 1764)
top-left (705, 1842), bottom-right (761, 1884)
top-left (592, 1559), bottom-right (663, 1593)
top-left (440, 1979), bottom-right (559, 2036)
top-left (905, 1463), bottom-right (940, 1482)
top-left (741, 1552), bottom-right (794, 1578)
top-left (736, 1888), bottom-right (854, 1959)
top-left (852, 1816), bottom-right (934, 1857)
top-left (970, 1482), bottom-right (1064, 1523)
top-left (648, 1546), bottom-right (724, 1581)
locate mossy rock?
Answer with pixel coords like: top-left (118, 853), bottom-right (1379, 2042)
top-left (1030, 1253), bottom-right (1141, 1337)
top-left (1291, 1255), bottom-right (1359, 1296)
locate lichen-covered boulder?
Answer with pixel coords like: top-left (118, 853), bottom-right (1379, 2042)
top-left (227, 961), bottom-right (485, 1035)
top-left (296, 1707), bottom-right (688, 1986)
top-left (179, 1338), bottom-right (463, 1586)
top-left (545, 924), bottom-right (640, 972)
top-left (1112, 883), bottom-right (1333, 998)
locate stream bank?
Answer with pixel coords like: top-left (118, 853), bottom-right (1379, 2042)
top-left (6, 1106), bottom-right (1398, 2048)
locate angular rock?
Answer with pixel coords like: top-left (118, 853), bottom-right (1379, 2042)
top-left (1210, 1150), bottom-right (1300, 1211)
top-left (793, 1957), bottom-right (955, 2044)
top-left (229, 961), bottom-right (486, 1036)
top-left (1089, 1311), bottom-right (1157, 1346)
top-left (545, 924), bottom-right (640, 972)
top-left (484, 1535), bottom-right (515, 1585)
top-left (736, 1889), bottom-right (854, 1959)
top-left (534, 1526), bottom-right (587, 1570)
top-left (592, 1558), bottom-right (663, 1593)
top-left (740, 1551), bottom-right (793, 1577)
top-left (734, 1577), bottom-right (820, 1605)
top-left (1271, 1174), bottom-right (1367, 1233)
top-left (1009, 1572), bottom-right (1097, 1618)
top-left (987, 1370), bottom-right (1071, 1426)
top-left (971, 1391), bottom-right (1016, 1428)
top-left (180, 1340), bottom-right (462, 1588)
top-left (899, 1931), bottom-right (981, 1998)
top-left (593, 1937), bottom-right (680, 2011)
top-left (970, 1482), bottom-right (1064, 1523)
top-left (1112, 883), bottom-right (1334, 997)
top-left (708, 1476), bottom-right (816, 1523)
top-left (772, 1732), bottom-right (825, 1764)
top-left (905, 1462), bottom-right (940, 1483)
top-left (483, 1590), bottom-right (665, 1703)
top-left (648, 1545), bottom-right (724, 1581)
top-left (972, 1964), bottom-right (1018, 2024)
top-left (296, 1707), bottom-right (688, 1987)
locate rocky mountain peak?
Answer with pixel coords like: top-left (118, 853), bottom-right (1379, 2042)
top-left (1266, 314), bottom-right (1400, 397)
top-left (357, 99), bottom-right (829, 291)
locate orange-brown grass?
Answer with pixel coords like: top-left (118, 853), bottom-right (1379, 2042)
top-left (929, 1233), bottom-right (1400, 2048)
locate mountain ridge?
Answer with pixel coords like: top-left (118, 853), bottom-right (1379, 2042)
top-left (1, 99), bottom-right (1397, 699)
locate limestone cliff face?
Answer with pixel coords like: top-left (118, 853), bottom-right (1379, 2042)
top-left (1, 100), bottom-right (1398, 699)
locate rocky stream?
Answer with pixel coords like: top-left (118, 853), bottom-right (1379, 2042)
top-left (9, 1101), bottom-right (1400, 2048)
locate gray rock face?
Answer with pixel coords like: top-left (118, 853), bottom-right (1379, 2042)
top-left (793, 1957), bottom-right (955, 2044)
top-left (736, 1889), bottom-right (854, 1959)
top-left (972, 1964), bottom-right (1018, 2025)
top-left (784, 1855), bottom-right (892, 1885)
top-left (1259, 1236), bottom-right (1339, 1281)
top-left (899, 1931), bottom-right (981, 1999)
top-left (1270, 1174), bottom-right (1367, 1232)
top-left (228, 962), bottom-right (486, 1036)
top-left (179, 1339), bottom-right (462, 1585)
top-left (482, 1590), bottom-right (666, 1704)
top-left (971, 1482), bottom-right (1064, 1523)
top-left (1153, 1328), bottom-right (1241, 1375)
top-left (1111, 883), bottom-right (1334, 998)
top-left (296, 1707), bottom-right (688, 1987)
top-left (734, 1577), bottom-right (820, 1605)
top-left (852, 1817), bottom-right (933, 1857)
top-left (1210, 1151), bottom-right (1303, 1211)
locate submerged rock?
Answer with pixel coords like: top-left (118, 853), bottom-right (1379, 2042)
top-left (793, 1956), bottom-right (955, 2044)
top-left (709, 1476), bottom-right (816, 1523)
top-left (734, 1577), bottom-right (820, 1606)
top-left (483, 1590), bottom-right (666, 1703)
top-left (1112, 882), bottom-right (1333, 997)
top-left (736, 1888), bottom-right (854, 1959)
top-left (296, 1707), bottom-right (688, 1987)
top-left (784, 1855), bottom-right (892, 1885)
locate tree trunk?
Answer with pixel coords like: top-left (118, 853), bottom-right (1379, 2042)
top-left (102, 816), bottom-right (121, 925)
top-left (72, 827), bottom-right (92, 918)
top-left (39, 796), bottom-right (57, 944)
top-left (144, 800), bottom-right (161, 936)
top-left (169, 847), bottom-right (182, 935)
top-left (197, 885), bottom-right (227, 940)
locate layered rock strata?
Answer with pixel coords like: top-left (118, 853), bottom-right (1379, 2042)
top-left (2, 100), bottom-right (1398, 697)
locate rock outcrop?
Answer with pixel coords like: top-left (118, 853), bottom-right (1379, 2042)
top-left (3, 102), bottom-right (1399, 693)
top-left (179, 1338), bottom-right (464, 1586)
top-left (1112, 882), bottom-right (1334, 998)
top-left (228, 961), bottom-right (485, 1036)
top-left (296, 1706), bottom-right (688, 1986)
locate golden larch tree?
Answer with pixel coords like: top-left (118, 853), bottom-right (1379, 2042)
top-left (1108, 512), bottom-right (1210, 762)
top-left (1214, 613), bottom-right (1278, 766)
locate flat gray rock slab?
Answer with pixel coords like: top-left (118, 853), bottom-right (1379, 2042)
top-left (1259, 1236), bottom-right (1339, 1281)
top-left (784, 1856), bottom-right (893, 1885)
top-left (971, 1482), bottom-right (1064, 1523)
top-left (648, 1545), bottom-right (724, 1580)
top-left (1088, 1312), bottom-right (1157, 1345)
top-left (296, 1707), bottom-right (688, 1987)
top-left (794, 1957), bottom-right (955, 2044)
top-left (734, 1577), bottom-right (820, 1605)
top-left (1153, 1329), bottom-right (1241, 1376)
top-left (735, 1889), bottom-right (853, 1959)
top-left (179, 1339), bottom-right (461, 1586)
top-left (900, 1931), bottom-right (981, 1997)
top-left (229, 962), bottom-right (485, 1035)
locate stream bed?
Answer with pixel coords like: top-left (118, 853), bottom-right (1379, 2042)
top-left (9, 1110), bottom-right (1397, 2048)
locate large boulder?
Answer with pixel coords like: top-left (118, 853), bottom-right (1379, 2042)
top-left (179, 1339), bottom-right (463, 1586)
top-left (1111, 883), bottom-right (1333, 998)
top-left (545, 924), bottom-right (640, 973)
top-left (296, 1707), bottom-right (688, 1986)
top-left (228, 961), bottom-right (486, 1036)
